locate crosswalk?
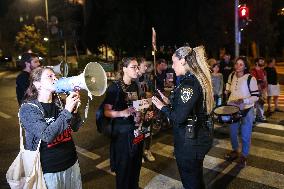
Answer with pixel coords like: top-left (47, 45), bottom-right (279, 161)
top-left (76, 122), bottom-right (284, 189)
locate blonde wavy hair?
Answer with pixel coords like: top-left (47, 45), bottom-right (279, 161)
top-left (174, 46), bottom-right (214, 113)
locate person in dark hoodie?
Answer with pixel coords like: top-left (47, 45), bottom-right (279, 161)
top-left (16, 52), bottom-right (41, 105)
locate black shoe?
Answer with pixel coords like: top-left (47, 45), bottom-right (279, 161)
top-left (256, 118), bottom-right (268, 123)
top-left (237, 155), bottom-right (247, 169)
top-left (225, 151), bottom-right (239, 161)
top-left (275, 108), bottom-right (284, 112)
top-left (266, 111), bottom-right (273, 117)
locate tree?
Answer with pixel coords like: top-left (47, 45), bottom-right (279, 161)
top-left (245, 0), bottom-right (278, 57)
top-left (15, 25), bottom-right (47, 55)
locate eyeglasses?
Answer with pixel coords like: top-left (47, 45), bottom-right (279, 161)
top-left (129, 66), bottom-right (139, 70)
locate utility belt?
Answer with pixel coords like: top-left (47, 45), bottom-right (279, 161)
top-left (181, 115), bottom-right (214, 139)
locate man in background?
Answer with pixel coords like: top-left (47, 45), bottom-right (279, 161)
top-left (16, 52), bottom-right (41, 105)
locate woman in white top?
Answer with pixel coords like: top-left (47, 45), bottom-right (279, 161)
top-left (224, 56), bottom-right (259, 168)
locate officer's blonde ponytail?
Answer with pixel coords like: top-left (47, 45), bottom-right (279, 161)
top-left (175, 46), bottom-right (214, 113)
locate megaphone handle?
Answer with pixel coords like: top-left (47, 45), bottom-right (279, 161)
top-left (80, 97), bottom-right (90, 124)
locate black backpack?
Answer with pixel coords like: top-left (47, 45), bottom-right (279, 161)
top-left (96, 81), bottom-right (120, 137)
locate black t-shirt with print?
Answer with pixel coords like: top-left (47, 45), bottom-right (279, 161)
top-left (104, 80), bottom-right (139, 132)
top-left (40, 102), bottom-right (77, 173)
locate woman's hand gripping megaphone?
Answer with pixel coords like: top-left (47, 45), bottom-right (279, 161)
top-left (65, 91), bottom-right (81, 113)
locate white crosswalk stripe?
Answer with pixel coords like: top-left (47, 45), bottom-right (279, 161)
top-left (215, 124), bottom-right (284, 145)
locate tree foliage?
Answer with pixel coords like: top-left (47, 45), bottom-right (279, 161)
top-left (245, 0), bottom-right (278, 57)
top-left (15, 25), bottom-right (47, 55)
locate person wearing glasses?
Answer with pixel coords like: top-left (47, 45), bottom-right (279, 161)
top-left (104, 57), bottom-right (147, 189)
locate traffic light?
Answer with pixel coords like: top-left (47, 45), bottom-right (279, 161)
top-left (239, 5), bottom-right (249, 19)
top-left (238, 5), bottom-right (250, 31)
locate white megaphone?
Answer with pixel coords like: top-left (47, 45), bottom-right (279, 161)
top-left (48, 61), bottom-right (69, 77)
top-left (55, 62), bottom-right (107, 99)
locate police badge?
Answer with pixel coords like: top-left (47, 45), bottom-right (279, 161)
top-left (181, 88), bottom-right (193, 103)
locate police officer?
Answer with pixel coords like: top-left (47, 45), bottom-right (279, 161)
top-left (152, 46), bottom-right (214, 189)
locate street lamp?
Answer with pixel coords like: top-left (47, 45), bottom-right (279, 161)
top-left (44, 0), bottom-right (51, 65)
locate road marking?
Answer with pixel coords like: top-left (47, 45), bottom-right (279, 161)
top-left (0, 111), bottom-right (12, 119)
top-left (256, 123), bottom-right (284, 131)
top-left (0, 71), bottom-right (10, 77)
top-left (95, 158), bottom-right (183, 189)
top-left (95, 159), bottom-right (115, 176)
top-left (213, 139), bottom-right (284, 163)
top-left (76, 146), bottom-right (100, 160)
top-left (143, 173), bottom-right (183, 189)
top-left (215, 125), bottom-right (284, 145)
top-left (151, 142), bottom-right (284, 189)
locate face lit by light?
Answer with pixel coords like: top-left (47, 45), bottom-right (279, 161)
top-left (139, 62), bottom-right (148, 74)
top-left (234, 59), bottom-right (246, 74)
top-left (172, 54), bottom-right (185, 76)
top-left (29, 57), bottom-right (41, 70)
top-left (124, 60), bottom-right (139, 79)
top-left (39, 69), bottom-right (58, 92)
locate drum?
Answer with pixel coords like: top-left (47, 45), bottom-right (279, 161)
top-left (213, 105), bottom-right (241, 124)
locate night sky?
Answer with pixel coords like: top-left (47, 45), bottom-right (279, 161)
top-left (0, 0), bottom-right (283, 57)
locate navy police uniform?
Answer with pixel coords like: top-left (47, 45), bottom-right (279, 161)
top-left (160, 73), bottom-right (213, 189)
top-left (104, 80), bottom-right (143, 189)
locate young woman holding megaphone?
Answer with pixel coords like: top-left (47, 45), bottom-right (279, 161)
top-left (18, 67), bottom-right (83, 189)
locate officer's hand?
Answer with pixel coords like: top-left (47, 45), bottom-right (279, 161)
top-left (65, 92), bottom-right (81, 113)
top-left (157, 89), bottom-right (170, 104)
top-left (152, 96), bottom-right (165, 110)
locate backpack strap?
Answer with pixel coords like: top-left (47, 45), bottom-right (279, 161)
top-left (247, 74), bottom-right (259, 97)
top-left (112, 80), bottom-right (121, 110)
top-left (247, 74), bottom-right (252, 94)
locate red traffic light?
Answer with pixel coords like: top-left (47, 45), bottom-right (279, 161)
top-left (239, 5), bottom-right (249, 18)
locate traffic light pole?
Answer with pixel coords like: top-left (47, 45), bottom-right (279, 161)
top-left (235, 0), bottom-right (240, 58)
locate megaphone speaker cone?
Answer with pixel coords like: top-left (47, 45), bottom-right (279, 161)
top-left (84, 62), bottom-right (107, 96)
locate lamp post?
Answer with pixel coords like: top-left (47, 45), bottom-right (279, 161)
top-left (44, 0), bottom-right (51, 65)
top-left (235, 0), bottom-right (240, 58)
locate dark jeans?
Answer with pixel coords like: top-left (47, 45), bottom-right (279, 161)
top-left (176, 158), bottom-right (205, 189)
top-left (110, 132), bottom-right (143, 189)
top-left (143, 123), bottom-right (153, 151)
top-left (173, 125), bottom-right (212, 189)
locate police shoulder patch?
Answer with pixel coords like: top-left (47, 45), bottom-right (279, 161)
top-left (180, 87), bottom-right (193, 103)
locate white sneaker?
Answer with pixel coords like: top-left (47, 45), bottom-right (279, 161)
top-left (144, 150), bottom-right (155, 162)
